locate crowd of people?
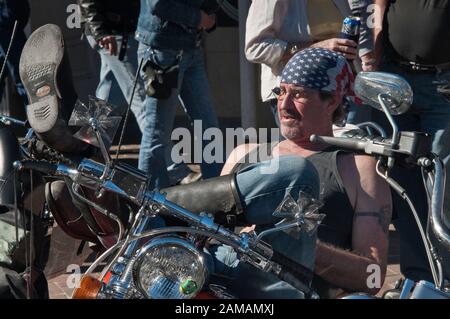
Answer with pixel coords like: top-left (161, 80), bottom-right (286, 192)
top-left (0, 0), bottom-right (449, 298)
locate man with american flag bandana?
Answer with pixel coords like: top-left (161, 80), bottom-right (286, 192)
top-left (213, 48), bottom-right (393, 298)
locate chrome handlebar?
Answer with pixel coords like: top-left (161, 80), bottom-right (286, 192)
top-left (430, 158), bottom-right (450, 251)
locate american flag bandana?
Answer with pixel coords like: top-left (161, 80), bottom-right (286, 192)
top-left (280, 48), bottom-right (358, 103)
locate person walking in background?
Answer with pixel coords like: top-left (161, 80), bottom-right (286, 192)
top-left (79, 0), bottom-right (142, 117)
top-left (373, 0), bottom-right (450, 284)
top-left (135, 0), bottom-right (222, 189)
top-left (79, 0), bottom-right (197, 185)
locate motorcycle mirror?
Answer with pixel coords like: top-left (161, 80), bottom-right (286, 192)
top-left (256, 192), bottom-right (325, 242)
top-left (355, 72), bottom-right (413, 115)
top-left (69, 96), bottom-right (124, 151)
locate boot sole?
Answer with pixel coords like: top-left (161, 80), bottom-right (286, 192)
top-left (19, 24), bottom-right (64, 134)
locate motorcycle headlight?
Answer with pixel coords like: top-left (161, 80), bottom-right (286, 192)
top-left (132, 237), bottom-right (207, 299)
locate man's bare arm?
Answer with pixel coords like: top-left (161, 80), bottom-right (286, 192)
top-left (315, 205), bottom-right (391, 294)
top-left (314, 155), bottom-right (392, 294)
top-left (315, 238), bottom-right (385, 294)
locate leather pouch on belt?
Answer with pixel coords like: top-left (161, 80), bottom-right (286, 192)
top-left (142, 59), bottom-right (179, 100)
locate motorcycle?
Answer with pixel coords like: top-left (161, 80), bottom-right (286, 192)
top-left (10, 70), bottom-right (450, 299)
top-left (11, 96), bottom-right (324, 299)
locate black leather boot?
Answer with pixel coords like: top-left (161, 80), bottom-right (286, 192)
top-left (161, 174), bottom-right (245, 228)
top-left (19, 24), bottom-right (88, 154)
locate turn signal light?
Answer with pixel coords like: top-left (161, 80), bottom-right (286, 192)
top-left (72, 275), bottom-right (102, 299)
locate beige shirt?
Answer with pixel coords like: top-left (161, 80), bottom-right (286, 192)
top-left (245, 0), bottom-right (374, 102)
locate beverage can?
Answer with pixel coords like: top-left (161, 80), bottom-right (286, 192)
top-left (340, 16), bottom-right (361, 43)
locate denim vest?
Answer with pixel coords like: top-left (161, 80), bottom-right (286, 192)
top-left (136, 0), bottom-right (204, 50)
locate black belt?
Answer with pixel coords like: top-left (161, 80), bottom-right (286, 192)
top-left (396, 60), bottom-right (450, 73)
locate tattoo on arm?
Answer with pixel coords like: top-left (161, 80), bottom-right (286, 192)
top-left (354, 206), bottom-right (391, 234)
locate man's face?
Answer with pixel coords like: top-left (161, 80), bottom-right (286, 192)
top-left (277, 83), bottom-right (338, 143)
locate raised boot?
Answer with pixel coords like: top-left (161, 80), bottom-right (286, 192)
top-left (19, 24), bottom-right (88, 154)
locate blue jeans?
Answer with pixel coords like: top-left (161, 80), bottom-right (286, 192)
top-left (205, 155), bottom-right (320, 298)
top-left (88, 35), bottom-right (192, 183)
top-left (374, 60), bottom-right (450, 281)
top-left (88, 35), bottom-right (148, 132)
top-left (137, 43), bottom-right (221, 189)
top-left (0, 26), bottom-right (28, 107)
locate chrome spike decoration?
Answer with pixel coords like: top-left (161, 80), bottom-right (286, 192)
top-left (68, 96), bottom-right (123, 150)
top-left (273, 191), bottom-right (325, 238)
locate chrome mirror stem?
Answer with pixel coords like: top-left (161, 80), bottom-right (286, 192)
top-left (378, 94), bottom-right (399, 169)
top-left (256, 221), bottom-right (301, 243)
top-left (89, 117), bottom-right (112, 183)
